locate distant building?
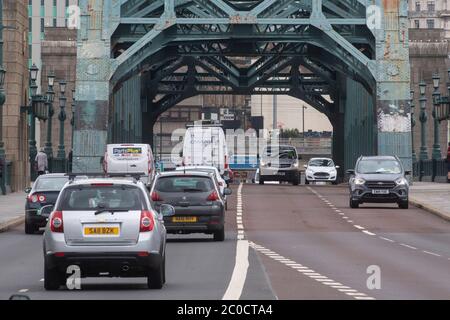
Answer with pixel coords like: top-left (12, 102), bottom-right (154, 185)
top-left (408, 0), bottom-right (450, 39)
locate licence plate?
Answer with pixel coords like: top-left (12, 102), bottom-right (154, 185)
top-left (277, 172), bottom-right (286, 176)
top-left (172, 216), bottom-right (197, 223)
top-left (372, 189), bottom-right (390, 195)
top-left (84, 226), bottom-right (120, 236)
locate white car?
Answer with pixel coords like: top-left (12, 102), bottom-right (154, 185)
top-left (304, 158), bottom-right (340, 185)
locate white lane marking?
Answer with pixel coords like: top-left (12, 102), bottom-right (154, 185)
top-left (379, 237), bottom-right (395, 243)
top-left (223, 240), bottom-right (249, 300)
top-left (423, 251), bottom-right (441, 257)
top-left (39, 278), bottom-right (44, 282)
top-left (18, 289), bottom-right (29, 293)
top-left (355, 296), bottom-right (376, 300)
top-left (338, 289), bottom-right (358, 293)
top-left (400, 243), bottom-right (417, 250)
top-left (324, 282), bottom-right (343, 286)
top-left (362, 230), bottom-right (376, 236)
top-left (354, 225), bottom-right (365, 230)
top-left (223, 183), bottom-right (249, 300)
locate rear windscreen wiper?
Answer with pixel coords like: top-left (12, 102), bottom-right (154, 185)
top-left (94, 209), bottom-right (128, 215)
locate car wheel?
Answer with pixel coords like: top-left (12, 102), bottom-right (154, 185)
top-left (398, 200), bottom-right (409, 209)
top-left (305, 179), bottom-right (309, 185)
top-left (213, 227), bottom-right (225, 242)
top-left (259, 178), bottom-right (264, 185)
top-left (349, 198), bottom-right (359, 209)
top-left (225, 201), bottom-right (228, 211)
top-left (292, 174), bottom-right (300, 186)
top-left (162, 255), bottom-right (166, 284)
top-left (25, 216), bottom-right (37, 234)
top-left (147, 259), bottom-right (164, 289)
top-left (332, 181), bottom-right (338, 185)
top-left (44, 262), bottom-right (62, 291)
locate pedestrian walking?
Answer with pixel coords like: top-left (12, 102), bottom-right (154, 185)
top-left (35, 148), bottom-right (48, 176)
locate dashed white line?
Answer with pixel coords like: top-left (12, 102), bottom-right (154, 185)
top-left (18, 289), bottom-right (29, 293)
top-left (423, 251), bottom-right (441, 257)
top-left (362, 230), bottom-right (376, 236)
top-left (354, 225), bottom-right (365, 230)
top-left (400, 243), bottom-right (417, 250)
top-left (379, 237), bottom-right (395, 243)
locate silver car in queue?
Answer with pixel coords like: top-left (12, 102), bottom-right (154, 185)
top-left (42, 175), bottom-right (175, 290)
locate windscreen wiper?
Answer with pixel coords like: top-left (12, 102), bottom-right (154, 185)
top-left (182, 188), bottom-right (204, 192)
top-left (94, 209), bottom-right (129, 215)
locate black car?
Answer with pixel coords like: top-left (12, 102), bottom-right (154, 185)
top-left (24, 174), bottom-right (72, 234)
top-left (347, 156), bottom-right (411, 209)
top-left (150, 171), bottom-right (232, 241)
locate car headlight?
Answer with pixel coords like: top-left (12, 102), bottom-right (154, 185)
top-left (260, 160), bottom-right (266, 167)
top-left (293, 162), bottom-right (299, 168)
top-left (354, 177), bottom-right (366, 185)
top-left (395, 177), bottom-right (408, 186)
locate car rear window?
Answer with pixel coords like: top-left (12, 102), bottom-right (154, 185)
top-left (58, 185), bottom-right (147, 211)
top-left (35, 177), bottom-right (69, 191)
top-left (155, 176), bottom-right (214, 193)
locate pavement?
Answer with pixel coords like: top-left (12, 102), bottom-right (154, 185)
top-left (410, 182), bottom-right (450, 221)
top-left (0, 192), bottom-right (26, 233)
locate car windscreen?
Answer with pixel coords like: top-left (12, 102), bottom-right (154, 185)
top-left (58, 185), bottom-right (147, 211)
top-left (264, 146), bottom-right (297, 159)
top-left (34, 177), bottom-right (69, 192)
top-left (155, 176), bottom-right (214, 193)
top-left (357, 160), bottom-right (402, 174)
top-left (309, 159), bottom-right (334, 167)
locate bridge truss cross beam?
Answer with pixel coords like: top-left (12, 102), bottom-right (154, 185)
top-left (73, 0), bottom-right (411, 173)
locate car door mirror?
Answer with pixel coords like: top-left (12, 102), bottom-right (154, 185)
top-left (38, 205), bottom-right (55, 216)
top-left (335, 166), bottom-right (340, 169)
top-left (160, 204), bottom-right (175, 217)
top-left (297, 155), bottom-right (302, 160)
top-left (224, 188), bottom-right (232, 196)
top-left (404, 170), bottom-right (412, 176)
top-left (24, 187), bottom-right (32, 193)
top-left (303, 165), bottom-right (308, 169)
top-left (346, 169), bottom-right (355, 175)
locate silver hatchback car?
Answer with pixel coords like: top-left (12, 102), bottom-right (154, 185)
top-left (42, 176), bottom-right (174, 290)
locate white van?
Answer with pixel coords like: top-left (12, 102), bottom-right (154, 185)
top-left (182, 124), bottom-right (229, 174)
top-left (103, 144), bottom-right (155, 187)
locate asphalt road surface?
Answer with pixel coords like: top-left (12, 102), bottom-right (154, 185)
top-left (1, 183), bottom-right (449, 300)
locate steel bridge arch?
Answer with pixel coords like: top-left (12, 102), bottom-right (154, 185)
top-left (74, 0), bottom-right (410, 174)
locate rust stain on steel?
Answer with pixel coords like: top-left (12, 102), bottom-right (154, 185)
top-left (383, 0), bottom-right (399, 12)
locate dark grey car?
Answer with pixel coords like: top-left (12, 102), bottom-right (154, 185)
top-left (150, 171), bottom-right (232, 241)
top-left (347, 156), bottom-right (411, 209)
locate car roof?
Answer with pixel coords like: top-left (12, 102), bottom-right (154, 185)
top-left (65, 178), bottom-right (144, 187)
top-left (359, 155), bottom-right (398, 161)
top-left (264, 145), bottom-right (296, 149)
top-left (157, 171), bottom-right (213, 178)
top-left (310, 158), bottom-right (333, 161)
top-left (36, 173), bottom-right (69, 178)
top-left (176, 166), bottom-right (218, 171)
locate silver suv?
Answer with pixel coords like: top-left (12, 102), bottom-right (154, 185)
top-left (42, 176), bottom-right (175, 290)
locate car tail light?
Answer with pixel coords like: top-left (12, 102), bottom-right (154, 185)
top-left (151, 191), bottom-right (163, 201)
top-left (140, 210), bottom-right (155, 232)
top-left (54, 252), bottom-right (65, 257)
top-left (50, 211), bottom-right (64, 233)
top-left (224, 155), bottom-right (229, 169)
top-left (207, 190), bottom-right (220, 201)
top-left (28, 194), bottom-right (46, 203)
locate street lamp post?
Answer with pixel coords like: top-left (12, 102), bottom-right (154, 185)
top-left (57, 80), bottom-right (67, 162)
top-left (419, 80), bottom-right (428, 161)
top-left (29, 64), bottom-right (39, 180)
top-left (44, 72), bottom-right (55, 165)
top-left (0, 64), bottom-right (6, 195)
top-left (410, 90), bottom-right (417, 162)
top-left (432, 73), bottom-right (442, 160)
top-left (71, 89), bottom-right (75, 150)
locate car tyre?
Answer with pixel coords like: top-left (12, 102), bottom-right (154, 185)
top-left (398, 200), bottom-right (409, 209)
top-left (349, 198), bottom-right (359, 209)
top-left (292, 174), bottom-right (300, 186)
top-left (259, 178), bottom-right (264, 185)
top-left (25, 216), bottom-right (37, 234)
top-left (305, 179), bottom-right (309, 185)
top-left (147, 258), bottom-right (164, 289)
top-left (332, 181), bottom-right (338, 185)
top-left (213, 227), bottom-right (225, 242)
top-left (44, 262), bottom-right (62, 291)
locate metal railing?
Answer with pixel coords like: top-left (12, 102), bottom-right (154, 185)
top-left (414, 159), bottom-right (449, 182)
